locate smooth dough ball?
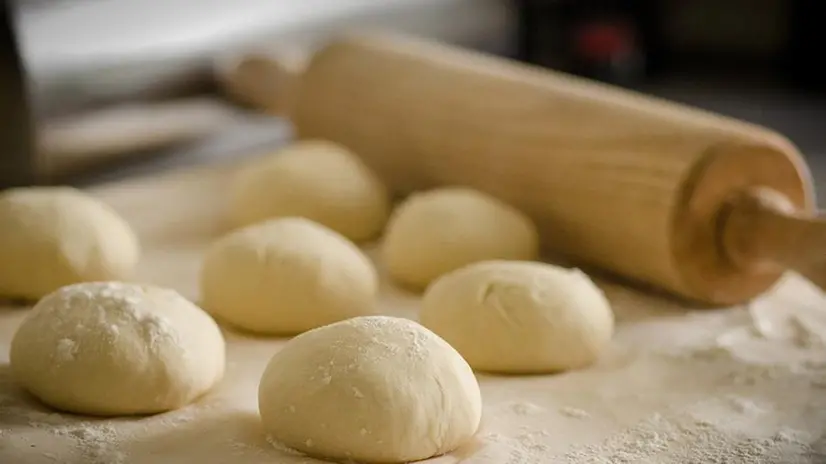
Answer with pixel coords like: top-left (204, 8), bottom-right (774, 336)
top-left (381, 187), bottom-right (539, 289)
top-left (229, 140), bottom-right (390, 242)
top-left (258, 315), bottom-right (482, 463)
top-left (0, 187), bottom-right (140, 300)
top-left (200, 217), bottom-right (378, 335)
top-left (9, 282), bottom-right (225, 416)
top-left (420, 261), bottom-right (614, 373)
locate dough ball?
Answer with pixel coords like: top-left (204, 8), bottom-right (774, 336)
top-left (200, 217), bottom-right (378, 335)
top-left (229, 140), bottom-right (390, 242)
top-left (381, 187), bottom-right (539, 289)
top-left (9, 282), bottom-right (225, 416)
top-left (258, 315), bottom-right (481, 463)
top-left (420, 261), bottom-right (614, 373)
top-left (0, 187), bottom-right (140, 301)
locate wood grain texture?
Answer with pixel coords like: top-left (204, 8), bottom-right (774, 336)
top-left (222, 33), bottom-right (819, 305)
top-left (722, 187), bottom-right (826, 290)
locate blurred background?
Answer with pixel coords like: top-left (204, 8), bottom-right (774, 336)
top-left (2, 0), bottom-right (825, 202)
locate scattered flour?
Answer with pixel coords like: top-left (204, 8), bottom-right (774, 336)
top-left (561, 407), bottom-right (816, 463)
top-left (265, 435), bottom-right (305, 457)
top-left (0, 366), bottom-right (207, 464)
top-left (508, 401), bottom-right (545, 416)
top-left (725, 395), bottom-right (765, 416)
top-left (49, 424), bottom-right (124, 464)
top-left (559, 407), bottom-right (590, 419)
top-left (463, 433), bottom-right (547, 464)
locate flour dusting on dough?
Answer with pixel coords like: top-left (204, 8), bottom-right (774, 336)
top-left (54, 338), bottom-right (77, 363)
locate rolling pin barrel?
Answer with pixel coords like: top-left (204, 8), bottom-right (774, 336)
top-left (223, 34), bottom-right (821, 305)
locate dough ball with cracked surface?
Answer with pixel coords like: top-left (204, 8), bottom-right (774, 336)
top-left (200, 217), bottom-right (378, 335)
top-left (9, 282), bottom-right (225, 416)
top-left (258, 315), bottom-right (482, 463)
top-left (381, 187), bottom-right (539, 289)
top-left (0, 187), bottom-right (140, 301)
top-left (229, 140), bottom-right (390, 242)
top-left (421, 261), bottom-right (614, 374)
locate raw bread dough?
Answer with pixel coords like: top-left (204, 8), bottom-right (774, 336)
top-left (229, 140), bottom-right (390, 242)
top-left (9, 281), bottom-right (225, 416)
top-left (258, 315), bottom-right (482, 463)
top-left (0, 187), bottom-right (140, 300)
top-left (420, 260), bottom-right (614, 373)
top-left (4, 164), bottom-right (826, 464)
top-left (200, 217), bottom-right (378, 335)
top-left (381, 187), bottom-right (539, 289)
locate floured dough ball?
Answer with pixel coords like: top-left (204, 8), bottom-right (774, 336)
top-left (382, 187), bottom-right (539, 289)
top-left (0, 187), bottom-right (140, 300)
top-left (200, 217), bottom-right (378, 335)
top-left (229, 140), bottom-right (390, 242)
top-left (9, 282), bottom-right (225, 416)
top-left (258, 315), bottom-right (482, 463)
top-left (421, 261), bottom-right (614, 373)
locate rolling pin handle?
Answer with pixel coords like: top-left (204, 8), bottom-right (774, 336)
top-left (721, 187), bottom-right (826, 291)
top-left (214, 50), bottom-right (307, 116)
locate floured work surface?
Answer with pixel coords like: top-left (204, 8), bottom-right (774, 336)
top-left (0, 163), bottom-right (825, 464)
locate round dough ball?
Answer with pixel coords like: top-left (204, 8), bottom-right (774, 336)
top-left (0, 187), bottom-right (140, 300)
top-left (381, 187), bottom-right (539, 289)
top-left (258, 315), bottom-right (481, 463)
top-left (9, 282), bottom-right (225, 416)
top-left (200, 217), bottom-right (378, 335)
top-left (420, 260), bottom-right (614, 373)
top-left (229, 140), bottom-right (390, 242)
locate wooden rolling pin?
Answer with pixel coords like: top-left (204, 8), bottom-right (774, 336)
top-left (218, 33), bottom-right (825, 306)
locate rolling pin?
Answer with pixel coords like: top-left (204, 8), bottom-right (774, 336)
top-left (218, 33), bottom-right (825, 306)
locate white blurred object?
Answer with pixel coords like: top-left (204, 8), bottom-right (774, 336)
top-left (38, 98), bottom-right (239, 177)
top-left (16, 0), bottom-right (516, 116)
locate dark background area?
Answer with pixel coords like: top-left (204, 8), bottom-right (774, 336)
top-left (517, 0), bottom-right (825, 92)
top-left (515, 0), bottom-right (826, 203)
